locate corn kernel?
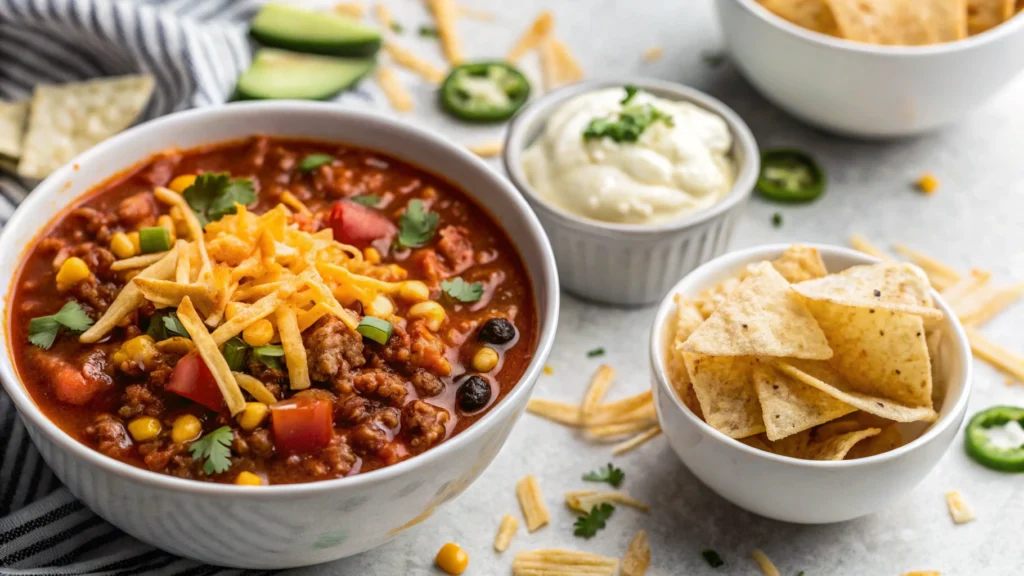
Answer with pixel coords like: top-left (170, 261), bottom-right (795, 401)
top-left (366, 294), bottom-right (394, 318)
top-left (435, 542), bottom-right (468, 575)
top-left (157, 215), bottom-right (177, 244)
top-left (235, 471), bottom-right (263, 486)
top-left (56, 257), bottom-right (91, 291)
top-left (242, 319), bottom-right (274, 347)
top-left (917, 173), bottom-right (939, 194)
top-left (364, 247), bottom-right (382, 264)
top-left (169, 174), bottom-right (198, 194)
top-left (171, 414), bottom-right (202, 444)
top-left (237, 402), bottom-right (269, 431)
top-left (472, 347), bottom-right (499, 372)
top-left (399, 280), bottom-right (430, 302)
top-left (109, 232), bottom-right (137, 259)
top-left (127, 417), bottom-right (162, 442)
top-left (128, 231), bottom-right (141, 254)
top-left (169, 206), bottom-right (190, 237)
top-left (408, 301), bottom-right (446, 331)
top-left (225, 302), bottom-right (248, 321)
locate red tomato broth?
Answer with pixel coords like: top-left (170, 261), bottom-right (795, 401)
top-left (9, 136), bottom-right (538, 485)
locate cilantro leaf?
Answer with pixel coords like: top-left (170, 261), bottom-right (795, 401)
top-left (582, 463), bottom-right (623, 487)
top-left (441, 277), bottom-right (483, 303)
top-left (162, 312), bottom-right (189, 339)
top-left (182, 173), bottom-right (256, 227)
top-left (702, 549), bottom-right (725, 568)
top-left (298, 154), bottom-right (334, 174)
top-left (620, 85), bottom-right (640, 105)
top-left (419, 25), bottom-right (439, 37)
top-left (27, 302), bottom-right (94, 349)
top-left (397, 200), bottom-right (439, 248)
top-left (587, 347), bottom-right (605, 358)
top-left (583, 88), bottom-right (675, 144)
top-left (253, 344), bottom-right (285, 370)
top-left (390, 22), bottom-right (404, 33)
top-left (772, 212), bottom-right (783, 228)
top-left (350, 194), bottom-right (381, 207)
top-left (701, 50), bottom-right (727, 68)
top-left (188, 426), bottom-right (233, 475)
top-left (573, 503), bottom-right (615, 539)
top-left (221, 337), bottom-right (249, 372)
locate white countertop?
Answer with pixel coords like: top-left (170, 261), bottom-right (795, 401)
top-left (292, 1), bottom-right (1024, 573)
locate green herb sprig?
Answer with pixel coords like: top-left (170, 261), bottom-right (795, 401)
top-left (28, 302), bottom-right (94, 349)
top-left (582, 85), bottom-right (674, 144)
top-left (702, 549), bottom-right (725, 568)
top-left (298, 154), bottom-right (334, 173)
top-left (397, 200), bottom-right (439, 248)
top-left (573, 503), bottom-right (615, 538)
top-left (183, 173), bottom-right (256, 227)
top-left (252, 344), bottom-right (285, 370)
top-left (441, 277), bottom-right (483, 303)
top-left (582, 463), bottom-right (624, 487)
top-left (189, 426), bottom-right (234, 475)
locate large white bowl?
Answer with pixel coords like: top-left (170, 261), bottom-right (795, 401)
top-left (649, 244), bottom-right (972, 523)
top-left (717, 0), bottom-right (1024, 138)
top-left (0, 102), bottom-right (560, 568)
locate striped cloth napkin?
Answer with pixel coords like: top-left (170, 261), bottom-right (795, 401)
top-left (0, 0), bottom-right (371, 573)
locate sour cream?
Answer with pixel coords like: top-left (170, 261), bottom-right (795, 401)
top-left (522, 87), bottom-right (735, 225)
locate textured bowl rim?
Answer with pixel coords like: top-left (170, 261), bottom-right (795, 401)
top-left (734, 0), bottom-right (1024, 56)
top-left (502, 77), bottom-right (760, 238)
top-left (0, 101), bottom-right (561, 498)
top-left (649, 242), bottom-right (973, 469)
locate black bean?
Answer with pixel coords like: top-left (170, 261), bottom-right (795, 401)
top-left (478, 318), bottom-right (516, 345)
top-left (456, 375), bottom-right (492, 413)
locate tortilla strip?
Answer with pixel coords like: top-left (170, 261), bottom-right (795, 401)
top-left (493, 514), bottom-right (518, 552)
top-left (960, 282), bottom-right (1024, 327)
top-left (508, 11), bottom-right (554, 62)
top-left (467, 140), bottom-right (503, 158)
top-left (550, 38), bottom-right (583, 83)
top-left (176, 296), bottom-right (245, 415)
top-left (80, 249), bottom-right (177, 343)
top-left (428, 0), bottom-right (463, 64)
top-left (565, 490), bottom-right (650, 513)
top-left (384, 42), bottom-right (446, 84)
top-left (174, 240), bottom-right (191, 284)
top-left (611, 425), bottom-right (662, 455)
top-left (848, 233), bottom-right (894, 261)
top-left (154, 187), bottom-right (211, 280)
top-left (109, 251), bottom-right (171, 271)
top-left (580, 365), bottom-right (615, 424)
top-left (276, 305), bottom-right (310, 390)
top-left (621, 530), bottom-right (651, 576)
top-left (539, 39), bottom-right (559, 90)
top-left (377, 65), bottom-right (414, 112)
top-left (964, 326), bottom-right (1024, 381)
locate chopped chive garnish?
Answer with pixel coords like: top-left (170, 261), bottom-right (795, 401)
top-left (587, 347), bottom-right (605, 358)
top-left (702, 549), bottom-right (725, 568)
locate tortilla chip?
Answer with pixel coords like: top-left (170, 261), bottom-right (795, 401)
top-left (666, 297), bottom-right (706, 417)
top-left (753, 364), bottom-right (856, 441)
top-left (0, 156), bottom-right (19, 175)
top-left (772, 244), bottom-right (829, 283)
top-left (759, 0), bottom-right (840, 36)
top-left (777, 360), bottom-right (937, 422)
top-left (684, 353), bottom-right (765, 438)
top-left (800, 298), bottom-right (934, 407)
top-left (967, 0), bottom-right (1015, 34)
top-left (0, 101), bottom-right (27, 159)
top-left (824, 0), bottom-right (967, 45)
top-left (846, 424), bottom-right (905, 458)
top-left (683, 262), bottom-right (832, 360)
top-left (18, 75), bottom-right (154, 179)
top-left (793, 262), bottom-right (942, 320)
top-left (768, 426), bottom-right (881, 460)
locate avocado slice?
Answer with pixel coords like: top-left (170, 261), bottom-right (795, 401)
top-left (250, 3), bottom-right (381, 57)
top-left (235, 49), bottom-right (375, 100)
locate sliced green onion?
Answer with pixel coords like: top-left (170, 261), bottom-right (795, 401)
top-left (139, 226), bottom-right (171, 253)
top-left (252, 344), bottom-right (284, 370)
top-left (221, 337), bottom-right (250, 372)
top-left (357, 316), bottom-right (393, 345)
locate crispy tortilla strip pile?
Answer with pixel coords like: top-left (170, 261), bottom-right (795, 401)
top-left (526, 365), bottom-right (661, 455)
top-left (850, 234), bottom-right (1024, 383)
top-left (83, 189), bottom-right (431, 415)
top-left (664, 244), bottom-right (940, 461)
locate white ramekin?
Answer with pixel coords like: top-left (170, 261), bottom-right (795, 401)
top-left (649, 244), bottom-right (973, 524)
top-left (503, 78), bottom-right (759, 307)
top-left (718, 0), bottom-right (1024, 138)
top-left (0, 102), bottom-right (560, 568)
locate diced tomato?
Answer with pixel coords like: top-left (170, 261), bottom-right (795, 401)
top-left (53, 364), bottom-right (102, 405)
top-left (271, 397), bottom-right (334, 454)
top-left (166, 352), bottom-right (224, 412)
top-left (329, 201), bottom-right (396, 247)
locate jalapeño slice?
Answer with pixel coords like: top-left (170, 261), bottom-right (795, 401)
top-left (756, 149), bottom-right (825, 203)
top-left (440, 61), bottom-right (531, 123)
top-left (964, 406), bottom-right (1024, 473)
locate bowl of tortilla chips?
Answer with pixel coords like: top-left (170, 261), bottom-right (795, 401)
top-left (650, 243), bottom-right (972, 524)
top-left (716, 0), bottom-right (1024, 137)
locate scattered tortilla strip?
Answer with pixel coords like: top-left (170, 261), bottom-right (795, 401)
top-left (0, 101), bottom-right (28, 159)
top-left (945, 490), bottom-right (976, 524)
top-left (550, 38), bottom-right (584, 83)
top-left (513, 549), bottom-right (618, 576)
top-left (18, 75), bottom-right (154, 179)
top-left (893, 243), bottom-right (962, 282)
top-left (776, 360), bottom-right (937, 422)
top-left (685, 354), bottom-right (764, 438)
top-left (849, 233), bottom-right (894, 261)
top-left (275, 305), bottom-right (309, 391)
top-left (581, 364), bottom-right (615, 424)
top-left (621, 530), bottom-right (651, 576)
top-left (539, 39), bottom-right (559, 90)
top-left (592, 390), bottom-right (654, 423)
top-left (771, 244), bottom-right (829, 284)
top-left (429, 0), bottom-right (463, 64)
top-left (507, 11), bottom-right (554, 62)
top-left (585, 418), bottom-right (659, 441)
top-left (174, 240), bottom-right (191, 284)
top-left (941, 268), bottom-right (991, 307)
top-left (751, 549), bottom-right (781, 576)
top-left (516, 475), bottom-right (550, 532)
top-left (210, 287), bottom-right (292, 346)
top-left (960, 282), bottom-right (1024, 327)
top-left (642, 46), bottom-right (663, 62)
top-left (527, 398), bottom-right (584, 426)
top-left (793, 262), bottom-right (941, 320)
top-left (457, 5), bottom-right (495, 20)
top-left (901, 572), bottom-right (941, 576)
top-left (467, 140), bottom-right (503, 158)
top-left (332, 2), bottom-right (365, 18)
top-left (823, 0), bottom-right (967, 46)
top-left (565, 490), bottom-right (650, 513)
top-left (109, 250), bottom-right (171, 271)
top-left (377, 66), bottom-right (414, 112)
top-left (612, 425), bottom-right (662, 455)
top-left (493, 514), bottom-right (518, 552)
top-left (684, 262), bottom-right (833, 359)
top-left (155, 187), bottom-right (211, 279)
top-left (375, 4), bottom-right (393, 27)
top-left (384, 42), bottom-right (446, 84)
top-left (666, 297), bottom-right (706, 417)
top-left (759, 0), bottom-right (840, 35)
top-left (231, 372), bottom-right (278, 405)
top-left (133, 277), bottom-right (213, 308)
top-left (753, 364), bottom-right (856, 441)
top-left (176, 297), bottom-right (245, 415)
top-left (80, 249), bottom-right (177, 343)
top-left (964, 326), bottom-right (1024, 381)
top-left (967, 0), bottom-right (1015, 34)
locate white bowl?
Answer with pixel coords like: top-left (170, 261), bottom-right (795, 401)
top-left (0, 102), bottom-right (560, 568)
top-left (503, 78), bottom-right (759, 306)
top-left (717, 0), bottom-right (1024, 138)
top-left (649, 244), bottom-right (972, 523)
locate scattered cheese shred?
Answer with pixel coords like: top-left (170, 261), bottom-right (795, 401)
top-left (384, 42), bottom-right (446, 84)
top-left (507, 11), bottom-right (555, 62)
top-left (333, 2), bottom-right (365, 18)
top-left (642, 46), bottom-right (664, 62)
top-left (945, 490), bottom-right (976, 524)
top-left (377, 65), bottom-right (415, 112)
top-left (612, 425), bottom-right (662, 455)
top-left (428, 0), bottom-right (463, 64)
top-left (516, 475), bottom-right (550, 532)
top-left (621, 530), bottom-right (651, 576)
top-left (493, 514), bottom-right (519, 552)
top-left (848, 233), bottom-right (894, 261)
top-left (513, 549), bottom-right (618, 576)
top-left (751, 549), bottom-right (781, 576)
top-left (467, 140), bottom-right (504, 158)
